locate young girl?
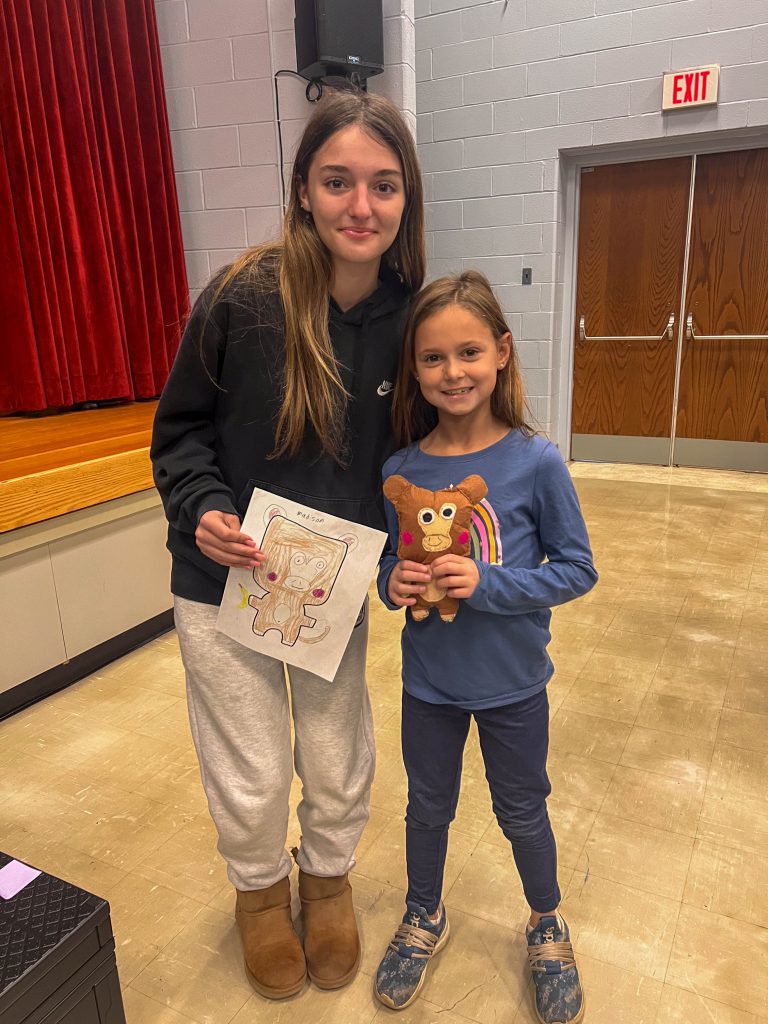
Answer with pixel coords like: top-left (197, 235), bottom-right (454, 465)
top-left (374, 271), bottom-right (596, 1024)
top-left (151, 88), bottom-right (425, 1000)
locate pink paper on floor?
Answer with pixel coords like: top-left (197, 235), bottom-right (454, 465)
top-left (0, 860), bottom-right (41, 899)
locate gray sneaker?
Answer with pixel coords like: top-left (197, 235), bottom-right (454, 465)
top-left (374, 901), bottom-right (450, 1010)
top-left (527, 913), bottom-right (584, 1023)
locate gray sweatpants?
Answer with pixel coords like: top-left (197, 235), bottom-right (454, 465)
top-left (174, 595), bottom-right (375, 891)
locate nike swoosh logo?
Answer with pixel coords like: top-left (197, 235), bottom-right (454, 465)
top-left (377, 380), bottom-right (394, 396)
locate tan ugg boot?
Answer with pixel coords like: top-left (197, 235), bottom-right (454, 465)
top-left (298, 869), bottom-right (361, 989)
top-left (235, 877), bottom-right (307, 999)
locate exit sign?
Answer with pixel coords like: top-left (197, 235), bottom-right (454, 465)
top-left (662, 65), bottom-right (720, 110)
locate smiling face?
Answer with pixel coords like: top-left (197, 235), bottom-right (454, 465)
top-left (296, 124), bottom-right (406, 281)
top-left (383, 474), bottom-right (489, 563)
top-left (256, 517), bottom-right (348, 606)
top-left (413, 304), bottom-right (511, 424)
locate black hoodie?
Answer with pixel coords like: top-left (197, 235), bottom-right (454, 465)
top-left (151, 266), bottom-right (412, 605)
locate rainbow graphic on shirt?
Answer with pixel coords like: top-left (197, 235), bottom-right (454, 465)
top-left (469, 498), bottom-right (503, 566)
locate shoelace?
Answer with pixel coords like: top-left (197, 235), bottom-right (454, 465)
top-left (389, 920), bottom-right (439, 960)
top-left (527, 939), bottom-right (577, 973)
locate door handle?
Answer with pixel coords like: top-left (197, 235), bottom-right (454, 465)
top-left (578, 314), bottom-right (675, 343)
top-left (686, 314), bottom-right (768, 341)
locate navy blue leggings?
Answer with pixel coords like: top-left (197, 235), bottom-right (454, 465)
top-left (401, 688), bottom-right (560, 916)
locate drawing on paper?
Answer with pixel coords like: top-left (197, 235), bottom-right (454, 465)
top-left (216, 487), bottom-right (387, 682)
top-left (244, 507), bottom-right (357, 647)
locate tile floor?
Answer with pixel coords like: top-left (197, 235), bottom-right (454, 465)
top-left (2, 463), bottom-right (768, 1024)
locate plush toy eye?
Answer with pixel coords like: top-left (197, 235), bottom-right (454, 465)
top-left (418, 508), bottom-right (435, 526)
top-left (439, 503), bottom-right (457, 521)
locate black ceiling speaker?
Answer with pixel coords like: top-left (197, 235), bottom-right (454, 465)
top-left (294, 0), bottom-right (384, 82)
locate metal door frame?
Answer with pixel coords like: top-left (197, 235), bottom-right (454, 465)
top-left (668, 154), bottom-right (697, 466)
top-left (558, 128), bottom-right (768, 464)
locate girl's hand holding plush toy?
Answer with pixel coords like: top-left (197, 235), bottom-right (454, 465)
top-left (387, 554), bottom-right (480, 608)
top-left (387, 560), bottom-right (432, 607)
top-left (430, 554), bottom-right (480, 600)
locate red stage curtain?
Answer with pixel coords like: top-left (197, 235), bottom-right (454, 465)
top-left (0, 0), bottom-right (188, 413)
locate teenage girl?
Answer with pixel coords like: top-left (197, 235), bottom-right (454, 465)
top-left (374, 271), bottom-right (596, 1024)
top-left (151, 88), bottom-right (425, 1000)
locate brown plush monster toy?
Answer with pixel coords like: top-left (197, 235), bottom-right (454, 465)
top-left (383, 474), bottom-right (488, 623)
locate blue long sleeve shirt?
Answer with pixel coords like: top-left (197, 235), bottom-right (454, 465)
top-left (377, 430), bottom-right (598, 709)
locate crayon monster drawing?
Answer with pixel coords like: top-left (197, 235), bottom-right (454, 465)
top-left (216, 487), bottom-right (386, 682)
top-left (247, 508), bottom-right (356, 646)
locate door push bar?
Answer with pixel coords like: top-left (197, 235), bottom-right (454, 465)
top-left (686, 314), bottom-right (768, 342)
top-left (578, 314), bottom-right (675, 343)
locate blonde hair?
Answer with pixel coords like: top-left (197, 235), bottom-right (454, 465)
top-left (393, 270), bottom-right (534, 445)
top-left (201, 87), bottom-right (425, 461)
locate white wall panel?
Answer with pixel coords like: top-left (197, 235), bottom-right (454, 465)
top-left (0, 548), bottom-right (66, 694)
top-left (50, 509), bottom-right (172, 660)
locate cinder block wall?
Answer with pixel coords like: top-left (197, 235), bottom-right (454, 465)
top-left (155, 0), bottom-right (416, 304)
top-left (415, 0), bottom-right (768, 439)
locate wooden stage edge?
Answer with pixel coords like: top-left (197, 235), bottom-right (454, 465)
top-left (0, 402), bottom-right (158, 534)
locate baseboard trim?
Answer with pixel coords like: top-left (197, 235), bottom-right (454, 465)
top-left (0, 609), bottom-right (175, 721)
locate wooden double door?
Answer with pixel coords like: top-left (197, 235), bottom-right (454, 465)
top-left (571, 147), bottom-right (768, 472)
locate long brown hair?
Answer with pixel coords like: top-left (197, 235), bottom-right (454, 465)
top-left (202, 87), bottom-right (425, 461)
top-left (393, 270), bottom-right (534, 446)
